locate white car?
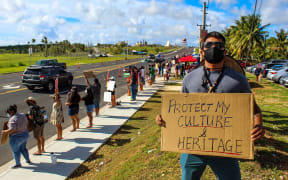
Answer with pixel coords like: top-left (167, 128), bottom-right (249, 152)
top-left (281, 76), bottom-right (288, 87)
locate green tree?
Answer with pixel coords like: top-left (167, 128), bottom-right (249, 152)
top-left (223, 15), bottom-right (270, 62)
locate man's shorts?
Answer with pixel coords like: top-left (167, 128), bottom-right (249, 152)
top-left (68, 107), bottom-right (79, 116)
top-left (33, 125), bottom-right (44, 138)
top-left (86, 104), bottom-right (94, 113)
top-left (94, 103), bottom-right (99, 108)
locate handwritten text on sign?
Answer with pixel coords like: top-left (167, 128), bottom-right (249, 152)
top-left (161, 93), bottom-right (254, 160)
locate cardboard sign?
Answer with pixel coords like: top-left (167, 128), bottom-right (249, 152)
top-left (104, 91), bottom-right (112, 102)
top-left (1, 121), bottom-right (9, 144)
top-left (83, 71), bottom-right (95, 78)
top-left (161, 93), bottom-right (254, 160)
top-left (107, 81), bottom-right (115, 91)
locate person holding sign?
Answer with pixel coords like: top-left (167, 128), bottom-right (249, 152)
top-left (107, 76), bottom-right (117, 107)
top-left (82, 78), bottom-right (95, 128)
top-left (156, 31), bottom-right (265, 180)
top-left (2, 105), bottom-right (31, 168)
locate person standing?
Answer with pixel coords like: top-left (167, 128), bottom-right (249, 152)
top-left (140, 66), bottom-right (145, 90)
top-left (2, 105), bottom-right (31, 168)
top-left (50, 89), bottom-right (64, 140)
top-left (65, 87), bottom-right (81, 132)
top-left (155, 31), bottom-right (265, 180)
top-left (90, 78), bottom-right (101, 116)
top-left (130, 67), bottom-right (138, 101)
top-left (175, 63), bottom-right (179, 79)
top-left (82, 79), bottom-right (95, 128)
top-left (25, 97), bottom-right (45, 155)
top-left (107, 76), bottom-right (117, 107)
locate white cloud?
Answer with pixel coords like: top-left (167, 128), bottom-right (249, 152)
top-left (0, 0), bottom-right (286, 46)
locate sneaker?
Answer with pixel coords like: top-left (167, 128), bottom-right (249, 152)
top-left (26, 160), bottom-right (32, 164)
top-left (11, 165), bottom-right (21, 169)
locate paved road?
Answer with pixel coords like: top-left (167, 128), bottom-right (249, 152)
top-left (0, 48), bottom-right (192, 166)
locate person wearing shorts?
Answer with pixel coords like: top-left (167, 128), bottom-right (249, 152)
top-left (25, 97), bottom-right (45, 155)
top-left (82, 83), bottom-right (95, 128)
top-left (66, 87), bottom-right (81, 131)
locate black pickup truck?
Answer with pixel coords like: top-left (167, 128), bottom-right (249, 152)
top-left (34, 59), bottom-right (66, 69)
top-left (21, 65), bottom-right (73, 92)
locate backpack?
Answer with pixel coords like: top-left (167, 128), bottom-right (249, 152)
top-left (31, 105), bottom-right (45, 126)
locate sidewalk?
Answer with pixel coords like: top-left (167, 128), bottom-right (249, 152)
top-left (0, 79), bottom-right (165, 180)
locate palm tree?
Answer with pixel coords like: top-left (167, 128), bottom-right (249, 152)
top-left (41, 36), bottom-right (48, 57)
top-left (224, 15), bottom-right (270, 62)
top-left (275, 29), bottom-right (288, 58)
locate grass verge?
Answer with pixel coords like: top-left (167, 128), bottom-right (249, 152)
top-left (0, 54), bottom-right (140, 74)
top-left (68, 73), bottom-right (288, 180)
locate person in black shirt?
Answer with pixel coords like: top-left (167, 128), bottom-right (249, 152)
top-left (82, 78), bottom-right (95, 128)
top-left (65, 87), bottom-right (81, 131)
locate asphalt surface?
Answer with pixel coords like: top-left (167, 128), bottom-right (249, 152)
top-left (0, 47), bottom-right (192, 166)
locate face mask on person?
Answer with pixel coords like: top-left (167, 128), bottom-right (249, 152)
top-left (204, 47), bottom-right (225, 64)
top-left (7, 113), bottom-right (10, 118)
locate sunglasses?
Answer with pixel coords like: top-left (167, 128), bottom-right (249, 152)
top-left (203, 41), bottom-right (225, 49)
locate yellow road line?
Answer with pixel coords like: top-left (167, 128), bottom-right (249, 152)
top-left (0, 87), bottom-right (27, 95)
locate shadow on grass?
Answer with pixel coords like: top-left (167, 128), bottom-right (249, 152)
top-left (262, 110), bottom-right (288, 121)
top-left (254, 149), bottom-right (288, 170)
top-left (129, 116), bottom-right (146, 121)
top-left (255, 137), bottom-right (288, 154)
top-left (262, 110), bottom-right (288, 135)
top-left (106, 138), bottom-right (131, 147)
top-left (249, 82), bottom-right (264, 89)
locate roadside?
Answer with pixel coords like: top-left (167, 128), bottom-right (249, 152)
top-left (68, 74), bottom-right (288, 180)
top-left (0, 77), bottom-right (165, 180)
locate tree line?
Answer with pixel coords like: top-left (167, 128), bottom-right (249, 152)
top-left (0, 37), bottom-right (87, 56)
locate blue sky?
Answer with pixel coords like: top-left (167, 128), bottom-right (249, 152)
top-left (0, 0), bottom-right (287, 46)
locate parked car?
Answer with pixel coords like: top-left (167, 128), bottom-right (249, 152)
top-left (266, 65), bottom-right (285, 80)
top-left (21, 66), bottom-right (73, 91)
top-left (263, 63), bottom-right (286, 78)
top-left (272, 67), bottom-right (288, 83)
top-left (34, 59), bottom-right (66, 69)
top-left (279, 74), bottom-right (288, 86)
top-left (266, 59), bottom-right (288, 64)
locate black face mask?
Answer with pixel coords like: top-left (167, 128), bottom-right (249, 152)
top-left (204, 47), bottom-right (224, 64)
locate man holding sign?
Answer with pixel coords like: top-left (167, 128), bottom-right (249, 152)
top-left (156, 32), bottom-right (265, 180)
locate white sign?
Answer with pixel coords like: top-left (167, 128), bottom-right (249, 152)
top-left (107, 81), bottom-right (115, 91)
top-left (104, 91), bottom-right (112, 102)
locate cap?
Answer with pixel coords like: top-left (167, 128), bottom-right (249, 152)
top-left (24, 96), bottom-right (36, 103)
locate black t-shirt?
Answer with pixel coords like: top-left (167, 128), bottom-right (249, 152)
top-left (67, 92), bottom-right (80, 108)
top-left (82, 87), bottom-right (94, 105)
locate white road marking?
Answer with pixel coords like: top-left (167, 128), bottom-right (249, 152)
top-left (2, 84), bottom-right (21, 89)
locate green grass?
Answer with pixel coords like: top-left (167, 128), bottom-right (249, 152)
top-left (68, 73), bottom-right (288, 180)
top-left (0, 54), bottom-right (141, 74)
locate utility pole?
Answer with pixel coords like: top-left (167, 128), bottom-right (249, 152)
top-left (197, 1), bottom-right (211, 49)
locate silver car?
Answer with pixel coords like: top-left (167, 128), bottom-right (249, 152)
top-left (279, 74), bottom-right (288, 86)
top-left (266, 65), bottom-right (285, 80)
top-left (272, 67), bottom-right (288, 83)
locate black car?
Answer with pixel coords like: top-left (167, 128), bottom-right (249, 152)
top-left (148, 54), bottom-right (155, 59)
top-left (22, 66), bottom-right (73, 91)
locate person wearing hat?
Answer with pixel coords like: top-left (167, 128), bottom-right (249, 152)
top-left (2, 104), bottom-right (31, 168)
top-left (155, 31), bottom-right (265, 180)
top-left (107, 76), bottom-right (116, 107)
top-left (50, 89), bottom-right (64, 140)
top-left (25, 97), bottom-right (45, 155)
top-left (65, 86), bottom-right (81, 131)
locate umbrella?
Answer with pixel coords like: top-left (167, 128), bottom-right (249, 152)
top-left (178, 56), bottom-right (198, 62)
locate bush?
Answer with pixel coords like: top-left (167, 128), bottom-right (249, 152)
top-left (18, 62), bottom-right (26, 66)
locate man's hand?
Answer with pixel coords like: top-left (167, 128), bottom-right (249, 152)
top-left (155, 114), bottom-right (166, 127)
top-left (251, 124), bottom-right (265, 142)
